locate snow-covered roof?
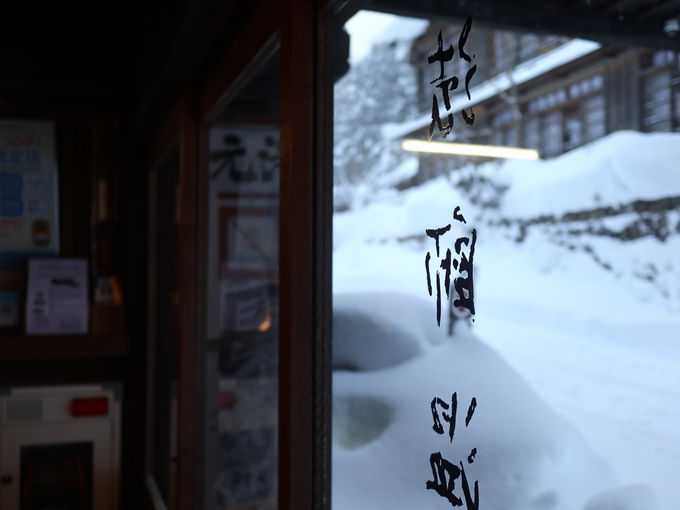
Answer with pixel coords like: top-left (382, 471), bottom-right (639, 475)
top-left (382, 39), bottom-right (602, 140)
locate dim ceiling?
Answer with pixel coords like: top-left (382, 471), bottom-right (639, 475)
top-left (0, 1), bottom-right (676, 126)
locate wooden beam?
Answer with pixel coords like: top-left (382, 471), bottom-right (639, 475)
top-left (361, 0), bottom-right (680, 50)
top-left (0, 335), bottom-right (127, 360)
top-left (604, 0), bottom-right (651, 15)
top-left (175, 91), bottom-right (202, 510)
top-left (641, 0), bottom-right (680, 18)
top-left (279, 0), bottom-right (315, 508)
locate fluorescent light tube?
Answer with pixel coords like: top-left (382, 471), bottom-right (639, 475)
top-left (402, 139), bottom-right (540, 160)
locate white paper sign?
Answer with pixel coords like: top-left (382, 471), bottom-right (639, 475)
top-left (26, 259), bottom-right (88, 335)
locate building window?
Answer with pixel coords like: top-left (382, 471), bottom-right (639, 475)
top-left (563, 112), bottom-right (583, 150)
top-left (652, 50), bottom-right (675, 68)
top-left (642, 71), bottom-right (672, 132)
top-left (542, 110), bottom-right (563, 156)
top-left (523, 115), bottom-right (540, 150)
top-left (584, 94), bottom-right (606, 141)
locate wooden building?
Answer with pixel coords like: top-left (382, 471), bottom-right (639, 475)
top-left (397, 25), bottom-right (680, 186)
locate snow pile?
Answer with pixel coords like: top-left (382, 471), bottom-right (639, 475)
top-left (374, 156), bottom-right (419, 188)
top-left (332, 293), bottom-right (644, 510)
top-left (490, 131), bottom-right (680, 218)
top-left (584, 485), bottom-right (659, 510)
top-left (333, 293), bottom-right (446, 371)
top-left (345, 11), bottom-right (428, 65)
top-left (334, 176), bottom-right (471, 248)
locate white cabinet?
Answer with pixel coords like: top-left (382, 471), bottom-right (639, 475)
top-left (0, 384), bottom-right (120, 510)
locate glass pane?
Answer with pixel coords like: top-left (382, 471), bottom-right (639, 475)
top-left (331, 7), bottom-right (679, 510)
top-left (204, 45), bottom-right (280, 510)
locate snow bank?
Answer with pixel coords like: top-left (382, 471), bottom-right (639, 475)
top-left (374, 156), bottom-right (419, 188)
top-left (333, 293), bottom-right (616, 510)
top-left (334, 175), bottom-right (472, 246)
top-left (584, 484), bottom-right (659, 510)
top-left (338, 131), bottom-right (680, 231)
top-left (345, 10), bottom-right (428, 64)
top-left (333, 292), bottom-right (452, 371)
top-left (493, 131), bottom-right (680, 218)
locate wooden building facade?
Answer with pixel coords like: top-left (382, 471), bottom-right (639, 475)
top-left (401, 25), bottom-right (680, 186)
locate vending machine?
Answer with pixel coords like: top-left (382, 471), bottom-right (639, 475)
top-left (0, 384), bottom-right (121, 510)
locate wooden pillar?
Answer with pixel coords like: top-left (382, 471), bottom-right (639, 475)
top-left (279, 0), bottom-right (333, 508)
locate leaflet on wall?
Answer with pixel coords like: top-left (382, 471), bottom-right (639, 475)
top-left (26, 259), bottom-right (88, 335)
top-left (0, 120), bottom-right (60, 268)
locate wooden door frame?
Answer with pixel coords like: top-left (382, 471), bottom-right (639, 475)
top-left (175, 93), bottom-right (201, 510)
top-left (198, 1), bottom-right (334, 508)
top-left (278, 1), bottom-right (335, 509)
top-left (145, 93), bottom-right (200, 510)
top-left (150, 0), bottom-right (337, 507)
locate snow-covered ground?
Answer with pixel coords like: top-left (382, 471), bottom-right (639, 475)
top-left (332, 131), bottom-right (680, 510)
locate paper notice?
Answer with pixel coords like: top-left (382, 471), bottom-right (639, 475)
top-left (26, 259), bottom-right (88, 335)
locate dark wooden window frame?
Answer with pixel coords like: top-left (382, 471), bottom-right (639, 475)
top-left (145, 1), bottom-right (680, 509)
top-left (146, 93), bottom-right (199, 510)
